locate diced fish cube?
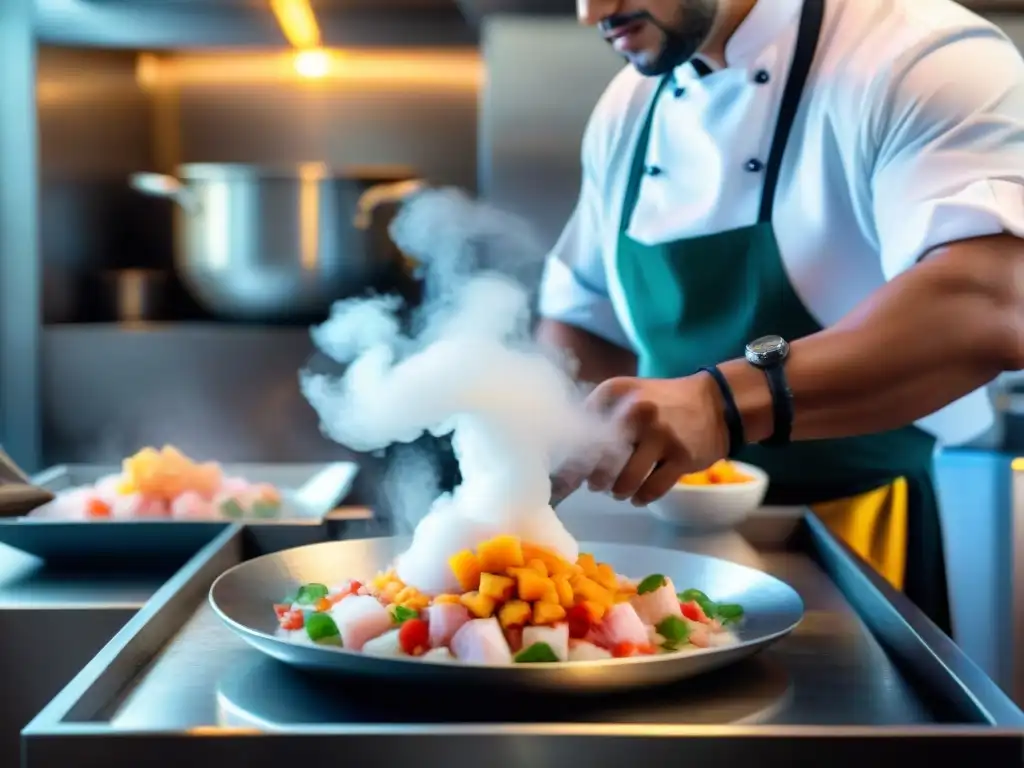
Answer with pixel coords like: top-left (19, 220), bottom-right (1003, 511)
top-left (427, 602), bottom-right (470, 648)
top-left (595, 602), bottom-right (649, 648)
top-left (629, 578), bottom-right (683, 626)
top-left (522, 623), bottom-right (569, 661)
top-left (568, 640), bottom-right (613, 662)
top-left (330, 595), bottom-right (393, 651)
top-left (362, 629), bottom-right (404, 658)
top-left (450, 618), bottom-right (513, 665)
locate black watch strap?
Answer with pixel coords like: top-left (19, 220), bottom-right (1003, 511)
top-left (699, 366), bottom-right (746, 459)
top-left (761, 365), bottom-right (794, 446)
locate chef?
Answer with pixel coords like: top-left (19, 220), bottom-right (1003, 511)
top-left (539, 0), bottom-right (1024, 634)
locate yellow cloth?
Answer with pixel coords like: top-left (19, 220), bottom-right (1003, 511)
top-left (810, 477), bottom-right (909, 590)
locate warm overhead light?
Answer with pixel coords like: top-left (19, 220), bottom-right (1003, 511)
top-left (268, 0), bottom-right (321, 49)
top-left (294, 48), bottom-right (331, 78)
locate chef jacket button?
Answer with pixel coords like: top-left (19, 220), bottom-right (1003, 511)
top-left (754, 69), bottom-right (770, 84)
top-left (673, 86), bottom-right (686, 98)
top-left (645, 165), bottom-right (663, 176)
top-left (745, 158), bottom-right (764, 172)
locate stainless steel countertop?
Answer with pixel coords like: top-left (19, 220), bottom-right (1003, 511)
top-left (0, 543), bottom-right (176, 608)
top-left (99, 506), bottom-right (938, 730)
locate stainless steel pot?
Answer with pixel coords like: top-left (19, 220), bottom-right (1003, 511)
top-left (130, 163), bottom-right (426, 321)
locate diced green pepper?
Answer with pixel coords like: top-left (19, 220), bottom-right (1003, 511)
top-left (656, 615), bottom-right (690, 649)
top-left (390, 605), bottom-right (418, 625)
top-left (305, 612), bottom-right (342, 645)
top-left (715, 603), bottom-right (744, 623)
top-left (678, 588), bottom-right (717, 618)
top-left (294, 583), bottom-right (330, 605)
top-left (251, 500), bottom-right (279, 519)
top-left (220, 499), bottom-right (245, 519)
top-left (514, 642), bottom-right (560, 663)
top-left (636, 574), bottom-right (668, 595)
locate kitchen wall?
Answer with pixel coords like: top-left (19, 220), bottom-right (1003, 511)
top-left (38, 44), bottom-right (481, 466)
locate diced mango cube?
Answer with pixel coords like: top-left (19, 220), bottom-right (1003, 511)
top-left (593, 563), bottom-right (620, 592)
top-left (498, 599), bottom-right (532, 629)
top-left (479, 573), bottom-right (516, 602)
top-left (533, 601), bottom-right (567, 625)
top-left (526, 558), bottom-right (549, 577)
top-left (580, 600), bottom-right (607, 621)
top-left (449, 550), bottom-right (483, 592)
top-left (572, 576), bottom-right (614, 608)
top-left (476, 535), bottom-right (525, 573)
top-left (552, 574), bottom-right (575, 608)
top-left (523, 543), bottom-right (573, 577)
top-left (541, 584), bottom-right (560, 606)
top-left (576, 553), bottom-right (599, 577)
top-left (509, 568), bottom-right (553, 602)
top-left (434, 594), bottom-right (462, 605)
top-left (403, 596), bottom-right (430, 611)
top-left (460, 590), bottom-right (497, 619)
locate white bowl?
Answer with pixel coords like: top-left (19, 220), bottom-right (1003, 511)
top-left (647, 461), bottom-right (769, 532)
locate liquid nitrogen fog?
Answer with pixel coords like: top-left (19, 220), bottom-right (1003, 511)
top-left (301, 188), bottom-right (618, 594)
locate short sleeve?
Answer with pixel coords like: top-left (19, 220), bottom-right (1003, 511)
top-left (870, 27), bottom-right (1024, 280)
top-left (537, 118), bottom-right (632, 349)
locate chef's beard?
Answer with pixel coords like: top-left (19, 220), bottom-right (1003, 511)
top-left (602, 0), bottom-right (718, 77)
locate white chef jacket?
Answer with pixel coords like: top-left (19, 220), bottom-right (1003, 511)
top-left (538, 0), bottom-right (1024, 446)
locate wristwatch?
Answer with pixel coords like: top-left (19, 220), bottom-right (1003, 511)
top-left (744, 335), bottom-right (794, 446)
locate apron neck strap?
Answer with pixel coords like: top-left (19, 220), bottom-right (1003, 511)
top-left (758, 0), bottom-right (825, 224)
top-left (619, 74), bottom-right (673, 235)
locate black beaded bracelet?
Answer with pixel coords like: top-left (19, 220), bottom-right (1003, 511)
top-left (699, 366), bottom-right (746, 459)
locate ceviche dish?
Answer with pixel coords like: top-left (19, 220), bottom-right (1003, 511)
top-left (273, 534), bottom-right (743, 665)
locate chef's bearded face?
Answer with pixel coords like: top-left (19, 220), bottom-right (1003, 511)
top-left (579, 0), bottom-right (719, 76)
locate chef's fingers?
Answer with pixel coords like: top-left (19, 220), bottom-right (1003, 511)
top-left (549, 472), bottom-right (584, 507)
top-left (610, 434), bottom-right (664, 500)
top-left (586, 442), bottom-right (632, 493)
top-left (585, 377), bottom-right (639, 416)
top-left (633, 458), bottom-right (690, 506)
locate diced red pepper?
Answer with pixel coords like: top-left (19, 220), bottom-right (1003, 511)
top-left (681, 601), bottom-right (703, 622)
top-left (279, 609), bottom-right (304, 631)
top-left (566, 604), bottom-right (593, 639)
top-left (329, 580), bottom-right (363, 605)
top-left (505, 627), bottom-right (523, 653)
top-left (85, 498), bottom-right (112, 518)
top-left (612, 642), bottom-right (637, 658)
top-left (637, 644), bottom-right (657, 655)
top-left (314, 597), bottom-right (331, 612)
top-left (398, 618), bottom-right (430, 656)
top-left (273, 603), bottom-right (291, 619)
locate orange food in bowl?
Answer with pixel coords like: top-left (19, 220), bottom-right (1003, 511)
top-left (678, 460), bottom-right (754, 486)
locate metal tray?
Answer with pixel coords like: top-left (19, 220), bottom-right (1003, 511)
top-left (210, 538), bottom-right (804, 691)
top-left (0, 463), bottom-right (358, 564)
top-left (22, 511), bottom-right (1024, 766)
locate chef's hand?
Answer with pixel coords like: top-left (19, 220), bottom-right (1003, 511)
top-left (559, 373), bottom-right (730, 507)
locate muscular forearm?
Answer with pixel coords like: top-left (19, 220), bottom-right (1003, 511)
top-left (719, 235), bottom-right (1024, 443)
top-left (536, 319), bottom-right (637, 384)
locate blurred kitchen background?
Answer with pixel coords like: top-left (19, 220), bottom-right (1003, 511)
top-left (4, 0), bottom-right (1024, 699)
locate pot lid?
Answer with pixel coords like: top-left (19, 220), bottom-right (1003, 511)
top-left (176, 163), bottom-right (420, 182)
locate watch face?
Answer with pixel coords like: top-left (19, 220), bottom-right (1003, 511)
top-left (746, 335), bottom-right (788, 365)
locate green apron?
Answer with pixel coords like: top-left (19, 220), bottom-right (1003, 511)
top-left (612, 0), bottom-right (951, 633)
